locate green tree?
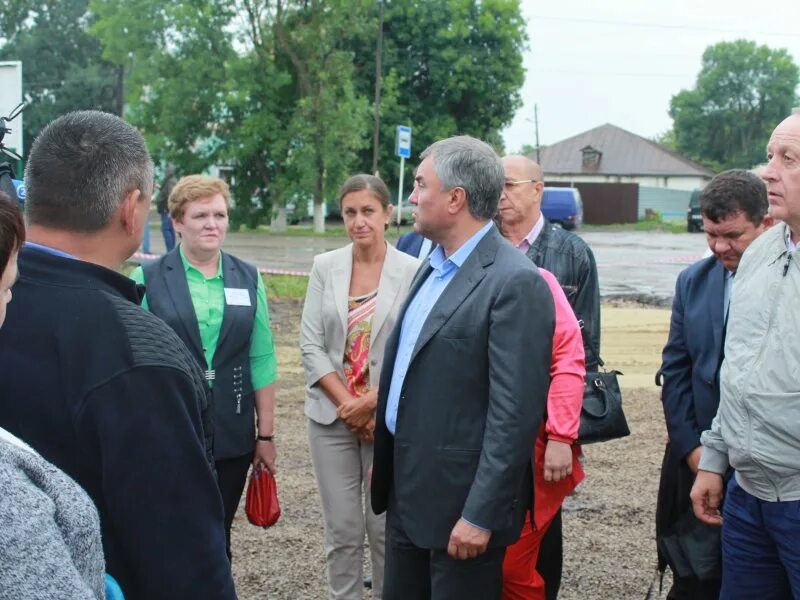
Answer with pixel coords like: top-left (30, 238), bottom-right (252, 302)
top-left (0, 0), bottom-right (118, 157)
top-left (652, 129), bottom-right (678, 152)
top-left (85, 0), bottom-right (527, 231)
top-left (271, 0), bottom-right (372, 232)
top-left (214, 0), bottom-right (296, 231)
top-left (92, 0), bottom-right (372, 232)
top-left (670, 39), bottom-right (799, 171)
top-left (91, 0), bottom-right (235, 174)
top-left (350, 0), bottom-right (527, 186)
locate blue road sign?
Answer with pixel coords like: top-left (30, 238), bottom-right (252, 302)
top-left (12, 179), bottom-right (24, 201)
top-left (395, 125), bottom-right (412, 159)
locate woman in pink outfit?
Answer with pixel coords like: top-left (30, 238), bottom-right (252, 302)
top-left (502, 268), bottom-right (586, 600)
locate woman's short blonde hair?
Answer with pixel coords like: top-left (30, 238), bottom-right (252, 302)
top-left (168, 175), bottom-right (231, 221)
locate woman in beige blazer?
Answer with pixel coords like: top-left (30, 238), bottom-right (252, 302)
top-left (300, 175), bottom-right (419, 600)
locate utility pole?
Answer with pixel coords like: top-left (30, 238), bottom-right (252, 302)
top-left (534, 103), bottom-right (541, 163)
top-left (371, 0), bottom-right (385, 175)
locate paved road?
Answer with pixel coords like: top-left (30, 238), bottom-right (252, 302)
top-left (581, 230), bottom-right (707, 304)
top-left (139, 228), bottom-right (709, 304)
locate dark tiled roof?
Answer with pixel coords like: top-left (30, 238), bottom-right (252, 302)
top-left (533, 123), bottom-right (714, 178)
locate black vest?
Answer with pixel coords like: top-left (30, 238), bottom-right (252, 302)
top-left (143, 248), bottom-right (258, 459)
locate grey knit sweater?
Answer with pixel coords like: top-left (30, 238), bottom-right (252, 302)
top-left (0, 429), bottom-right (105, 599)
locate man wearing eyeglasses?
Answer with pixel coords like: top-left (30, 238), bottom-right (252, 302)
top-left (497, 155), bottom-right (600, 600)
top-left (498, 156), bottom-right (600, 365)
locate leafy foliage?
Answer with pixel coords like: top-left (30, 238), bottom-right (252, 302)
top-left (1, 0), bottom-right (528, 230)
top-left (670, 40), bottom-right (800, 171)
top-left (0, 0), bottom-right (119, 155)
top-left (349, 0), bottom-right (527, 188)
top-left (91, 0), bottom-right (236, 174)
top-left (651, 130), bottom-right (677, 152)
top-left (269, 0), bottom-right (373, 231)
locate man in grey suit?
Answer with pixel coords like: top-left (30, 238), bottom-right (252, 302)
top-left (371, 135), bottom-right (555, 599)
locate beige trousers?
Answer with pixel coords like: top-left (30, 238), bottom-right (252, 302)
top-left (308, 418), bottom-right (385, 600)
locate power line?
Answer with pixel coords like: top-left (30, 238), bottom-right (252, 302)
top-left (530, 15), bottom-right (800, 38)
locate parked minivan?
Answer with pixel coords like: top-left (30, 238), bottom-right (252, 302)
top-left (542, 187), bottom-right (583, 230)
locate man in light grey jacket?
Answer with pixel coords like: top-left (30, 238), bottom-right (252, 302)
top-left (691, 110), bottom-right (800, 598)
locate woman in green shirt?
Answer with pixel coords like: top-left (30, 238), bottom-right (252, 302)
top-left (130, 175), bottom-right (277, 561)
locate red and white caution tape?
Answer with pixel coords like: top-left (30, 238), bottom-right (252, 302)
top-left (130, 251), bottom-right (310, 277)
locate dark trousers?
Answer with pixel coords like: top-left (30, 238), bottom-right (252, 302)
top-left (536, 508), bottom-right (562, 600)
top-left (657, 442), bottom-right (722, 599)
top-left (667, 574), bottom-right (721, 600)
top-left (215, 453), bottom-right (253, 561)
top-left (142, 216), bottom-right (151, 253)
top-left (160, 212), bottom-right (176, 251)
top-left (384, 507), bottom-right (506, 600)
top-left (720, 477), bottom-right (800, 599)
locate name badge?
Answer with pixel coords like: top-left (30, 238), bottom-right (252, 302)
top-left (224, 288), bottom-right (251, 306)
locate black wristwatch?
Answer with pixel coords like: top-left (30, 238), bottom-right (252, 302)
top-left (257, 434), bottom-right (274, 442)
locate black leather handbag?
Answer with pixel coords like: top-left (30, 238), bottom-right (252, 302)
top-left (577, 326), bottom-right (630, 444)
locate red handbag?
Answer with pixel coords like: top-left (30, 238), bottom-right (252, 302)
top-left (245, 467), bottom-right (281, 528)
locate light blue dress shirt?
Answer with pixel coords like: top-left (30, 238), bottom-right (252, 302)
top-left (384, 220), bottom-right (494, 434)
top-left (417, 237), bottom-right (433, 259)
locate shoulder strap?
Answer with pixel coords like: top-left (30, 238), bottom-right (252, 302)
top-left (578, 319), bottom-right (604, 368)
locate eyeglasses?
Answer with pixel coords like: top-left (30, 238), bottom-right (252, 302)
top-left (503, 179), bottom-right (538, 188)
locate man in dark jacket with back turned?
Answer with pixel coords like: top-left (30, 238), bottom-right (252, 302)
top-left (0, 111), bottom-right (236, 600)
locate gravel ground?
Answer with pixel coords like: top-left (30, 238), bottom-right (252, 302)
top-left (230, 299), bottom-right (670, 600)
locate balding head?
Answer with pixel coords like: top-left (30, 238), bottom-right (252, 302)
top-left (763, 113), bottom-right (800, 231)
top-left (497, 155), bottom-right (545, 233)
top-left (502, 155), bottom-right (543, 183)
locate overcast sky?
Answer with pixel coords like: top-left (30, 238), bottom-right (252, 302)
top-left (501, 0), bottom-right (800, 153)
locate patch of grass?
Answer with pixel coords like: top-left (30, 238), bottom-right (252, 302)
top-left (263, 273), bottom-right (309, 299)
top-left (257, 225), bottom-right (350, 237)
top-left (581, 223), bottom-right (639, 232)
top-left (633, 220), bottom-right (688, 233)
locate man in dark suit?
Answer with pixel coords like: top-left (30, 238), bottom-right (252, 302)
top-left (371, 135), bottom-right (555, 599)
top-left (657, 169), bottom-right (772, 599)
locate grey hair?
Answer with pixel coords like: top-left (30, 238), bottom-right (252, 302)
top-left (419, 135), bottom-right (504, 220)
top-left (24, 110), bottom-right (154, 231)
